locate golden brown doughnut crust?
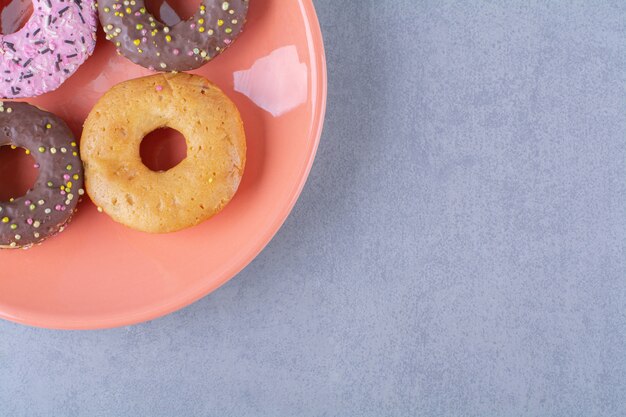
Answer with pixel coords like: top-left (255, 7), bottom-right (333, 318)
top-left (80, 73), bottom-right (246, 233)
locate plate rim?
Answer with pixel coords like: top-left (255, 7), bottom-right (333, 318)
top-left (0, 0), bottom-right (327, 330)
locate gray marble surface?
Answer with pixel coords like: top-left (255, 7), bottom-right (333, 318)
top-left (2, 1), bottom-right (626, 416)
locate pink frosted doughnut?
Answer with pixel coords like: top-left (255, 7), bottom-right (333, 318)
top-left (0, 0), bottom-right (97, 98)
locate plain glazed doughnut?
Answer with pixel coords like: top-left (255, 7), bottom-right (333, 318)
top-left (0, 102), bottom-right (84, 249)
top-left (80, 73), bottom-right (246, 233)
top-left (0, 0), bottom-right (98, 98)
top-left (98, 0), bottom-right (248, 71)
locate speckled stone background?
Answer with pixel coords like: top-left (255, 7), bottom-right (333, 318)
top-left (1, 1), bottom-right (626, 416)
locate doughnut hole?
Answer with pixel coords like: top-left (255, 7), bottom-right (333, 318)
top-left (144, 0), bottom-right (202, 25)
top-left (0, 145), bottom-right (38, 202)
top-left (140, 127), bottom-right (188, 172)
top-left (0, 0), bottom-right (33, 35)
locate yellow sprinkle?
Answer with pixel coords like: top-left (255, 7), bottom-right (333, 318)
top-left (225, 27), bottom-right (232, 34)
top-left (136, 23), bottom-right (143, 30)
top-left (38, 146), bottom-right (45, 153)
top-left (24, 149), bottom-right (30, 155)
top-left (1, 217), bottom-right (9, 223)
top-left (165, 35), bottom-right (172, 42)
top-left (125, 7), bottom-right (131, 13)
top-left (133, 39), bottom-right (141, 46)
top-left (198, 27), bottom-right (205, 33)
top-left (45, 123), bottom-right (52, 129)
top-left (217, 19), bottom-right (224, 27)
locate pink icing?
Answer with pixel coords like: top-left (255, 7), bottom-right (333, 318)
top-left (0, 0), bottom-right (97, 98)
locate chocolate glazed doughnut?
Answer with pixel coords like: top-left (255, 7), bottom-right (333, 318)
top-left (0, 102), bottom-right (84, 249)
top-left (99, 0), bottom-right (249, 71)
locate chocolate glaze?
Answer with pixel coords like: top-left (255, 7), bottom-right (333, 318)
top-left (99, 0), bottom-right (249, 72)
top-left (0, 102), bottom-right (84, 249)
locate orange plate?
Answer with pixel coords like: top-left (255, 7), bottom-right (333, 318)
top-left (0, 0), bottom-right (327, 329)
